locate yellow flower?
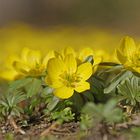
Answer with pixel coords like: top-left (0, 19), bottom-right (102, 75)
top-left (61, 47), bottom-right (76, 58)
top-left (13, 48), bottom-right (55, 77)
top-left (45, 54), bottom-right (92, 99)
top-left (78, 48), bottom-right (102, 63)
top-left (62, 47), bottom-right (101, 73)
top-left (0, 55), bottom-right (19, 81)
top-left (116, 36), bottom-right (140, 73)
top-left (78, 48), bottom-right (102, 72)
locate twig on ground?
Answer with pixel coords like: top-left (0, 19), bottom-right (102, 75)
top-left (8, 116), bottom-right (26, 135)
top-left (40, 122), bottom-right (60, 136)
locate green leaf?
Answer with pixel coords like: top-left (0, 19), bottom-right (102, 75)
top-left (0, 92), bottom-right (26, 118)
top-left (104, 70), bottom-right (133, 94)
top-left (41, 86), bottom-right (54, 97)
top-left (82, 90), bottom-right (94, 102)
top-left (102, 65), bottom-right (123, 73)
top-left (50, 107), bottom-right (75, 124)
top-left (117, 75), bottom-right (140, 106)
top-left (47, 96), bottom-right (60, 111)
top-left (103, 99), bottom-right (117, 116)
top-left (70, 92), bottom-right (84, 112)
top-left (81, 99), bottom-right (123, 126)
top-left (89, 76), bottom-right (109, 102)
top-left (8, 78), bottom-right (32, 92)
top-left (14, 94), bottom-right (26, 105)
top-left (104, 107), bottom-right (123, 124)
top-left (99, 62), bottom-right (121, 67)
top-left (26, 78), bottom-right (42, 98)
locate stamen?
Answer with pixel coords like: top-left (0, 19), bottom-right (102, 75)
top-left (59, 72), bottom-right (82, 88)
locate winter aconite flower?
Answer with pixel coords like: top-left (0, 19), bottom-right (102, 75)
top-left (0, 55), bottom-right (19, 81)
top-left (13, 48), bottom-right (55, 77)
top-left (45, 54), bottom-right (92, 99)
top-left (116, 36), bottom-right (140, 73)
top-left (62, 47), bottom-right (101, 73)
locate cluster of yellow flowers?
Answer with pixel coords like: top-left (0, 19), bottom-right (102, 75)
top-left (0, 25), bottom-right (140, 99)
top-left (0, 47), bottom-right (101, 99)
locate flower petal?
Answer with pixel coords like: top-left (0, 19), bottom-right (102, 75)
top-left (77, 62), bottom-right (92, 80)
top-left (78, 48), bottom-right (93, 62)
top-left (54, 86), bottom-right (74, 99)
top-left (27, 50), bottom-right (41, 67)
top-left (13, 61), bottom-right (29, 75)
top-left (0, 70), bottom-right (18, 81)
top-left (116, 49), bottom-right (127, 64)
top-left (117, 36), bottom-right (136, 63)
top-left (47, 58), bottom-right (65, 80)
top-left (64, 47), bottom-right (76, 57)
top-left (64, 54), bottom-right (77, 74)
top-left (42, 50), bottom-right (55, 67)
top-left (75, 81), bottom-right (90, 93)
top-left (21, 47), bottom-right (30, 62)
top-left (45, 76), bottom-right (63, 88)
top-left (93, 55), bottom-right (102, 66)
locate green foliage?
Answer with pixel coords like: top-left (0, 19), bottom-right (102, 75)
top-left (50, 107), bottom-right (75, 124)
top-left (26, 78), bottom-right (42, 98)
top-left (80, 114), bottom-right (93, 130)
top-left (104, 70), bottom-right (133, 94)
top-left (47, 96), bottom-right (60, 111)
top-left (41, 86), bottom-right (61, 113)
top-left (117, 76), bottom-right (140, 106)
top-left (8, 78), bottom-right (33, 92)
top-left (89, 75), bottom-right (109, 102)
top-left (41, 86), bottom-right (54, 104)
top-left (0, 91), bottom-right (26, 119)
top-left (80, 99), bottom-right (123, 130)
top-left (9, 77), bottom-right (42, 98)
top-left (8, 77), bottom-right (43, 116)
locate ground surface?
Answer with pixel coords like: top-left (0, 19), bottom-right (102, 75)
top-left (1, 114), bottom-right (140, 140)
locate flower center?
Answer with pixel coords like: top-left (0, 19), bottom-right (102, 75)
top-left (59, 72), bottom-right (82, 88)
top-left (28, 62), bottom-right (46, 76)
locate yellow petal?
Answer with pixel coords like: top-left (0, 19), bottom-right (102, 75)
top-left (6, 55), bottom-right (19, 68)
top-left (132, 67), bottom-right (140, 73)
top-left (115, 49), bottom-right (127, 64)
top-left (0, 70), bottom-right (18, 81)
top-left (21, 47), bottom-right (30, 62)
top-left (93, 56), bottom-right (102, 66)
top-left (54, 86), bottom-right (74, 99)
top-left (42, 50), bottom-right (55, 67)
top-left (45, 76), bottom-right (63, 88)
top-left (75, 81), bottom-right (90, 93)
top-left (116, 36), bottom-right (137, 63)
top-left (64, 47), bottom-right (76, 57)
top-left (79, 48), bottom-right (93, 62)
top-left (77, 62), bottom-right (92, 80)
top-left (64, 54), bottom-right (77, 74)
top-left (27, 50), bottom-right (41, 67)
top-left (92, 65), bottom-right (99, 74)
top-left (47, 58), bottom-right (65, 80)
top-left (13, 61), bottom-right (29, 75)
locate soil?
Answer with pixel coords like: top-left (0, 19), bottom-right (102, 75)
top-left (1, 113), bottom-right (140, 140)
top-left (0, 118), bottom-right (79, 140)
